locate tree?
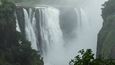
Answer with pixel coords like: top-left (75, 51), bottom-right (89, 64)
top-left (70, 49), bottom-right (115, 65)
top-left (102, 0), bottom-right (115, 21)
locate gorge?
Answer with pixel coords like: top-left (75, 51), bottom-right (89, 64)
top-left (15, 0), bottom-right (107, 65)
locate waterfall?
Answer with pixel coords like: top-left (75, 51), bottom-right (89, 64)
top-left (16, 6), bottom-right (100, 65)
top-left (23, 8), bottom-right (38, 50)
top-left (74, 8), bottom-right (93, 50)
top-left (17, 7), bottom-right (66, 65)
top-left (16, 0), bottom-right (106, 64)
top-left (15, 13), bottom-right (21, 32)
top-left (36, 7), bottom-right (63, 65)
top-left (38, 7), bottom-right (66, 65)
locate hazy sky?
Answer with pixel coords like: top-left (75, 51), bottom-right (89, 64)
top-left (37, 0), bottom-right (89, 8)
top-left (17, 0), bottom-right (108, 8)
top-left (35, 0), bottom-right (108, 7)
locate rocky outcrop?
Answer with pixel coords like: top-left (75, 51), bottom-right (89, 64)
top-left (97, 15), bottom-right (115, 59)
top-left (96, 0), bottom-right (115, 59)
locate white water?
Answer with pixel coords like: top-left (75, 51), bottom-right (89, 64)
top-left (15, 13), bottom-right (21, 32)
top-left (22, 7), bottom-right (67, 65)
top-left (38, 7), bottom-right (66, 65)
top-left (23, 8), bottom-right (38, 50)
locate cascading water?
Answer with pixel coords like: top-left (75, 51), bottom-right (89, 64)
top-left (38, 7), bottom-right (66, 65)
top-left (23, 8), bottom-right (38, 50)
top-left (18, 7), bottom-right (66, 65)
top-left (15, 13), bottom-right (21, 32)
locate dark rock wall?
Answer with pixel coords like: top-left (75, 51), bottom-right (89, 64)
top-left (96, 0), bottom-right (115, 58)
top-left (97, 15), bottom-right (115, 59)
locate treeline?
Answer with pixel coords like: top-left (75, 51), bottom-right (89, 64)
top-left (0, 0), bottom-right (44, 65)
top-left (6, 0), bottom-right (40, 3)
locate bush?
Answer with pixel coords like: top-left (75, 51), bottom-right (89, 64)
top-left (70, 49), bottom-right (115, 65)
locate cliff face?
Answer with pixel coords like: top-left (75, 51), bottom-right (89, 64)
top-left (0, 1), bottom-right (44, 65)
top-left (97, 15), bottom-right (115, 59)
top-left (96, 0), bottom-right (115, 59)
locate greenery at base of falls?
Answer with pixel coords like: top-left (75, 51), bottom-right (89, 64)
top-left (0, 0), bottom-right (44, 65)
top-left (96, 0), bottom-right (115, 59)
top-left (70, 49), bottom-right (115, 65)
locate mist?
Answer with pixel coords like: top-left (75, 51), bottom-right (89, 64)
top-left (16, 0), bottom-right (108, 65)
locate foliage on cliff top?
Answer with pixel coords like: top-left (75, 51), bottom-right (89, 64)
top-left (2, 0), bottom-right (40, 3)
top-left (102, 0), bottom-right (115, 21)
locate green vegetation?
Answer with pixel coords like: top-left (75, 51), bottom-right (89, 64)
top-left (0, 0), bottom-right (44, 65)
top-left (97, 0), bottom-right (115, 59)
top-left (70, 49), bottom-right (115, 65)
top-left (102, 0), bottom-right (115, 21)
top-left (6, 0), bottom-right (40, 3)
